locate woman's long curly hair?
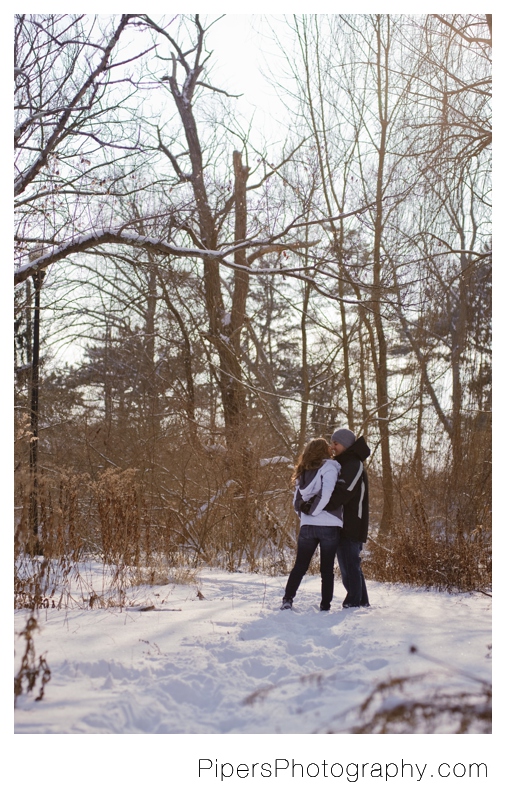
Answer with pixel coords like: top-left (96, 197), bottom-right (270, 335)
top-left (292, 438), bottom-right (331, 484)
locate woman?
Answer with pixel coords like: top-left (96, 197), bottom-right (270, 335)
top-left (281, 438), bottom-right (343, 611)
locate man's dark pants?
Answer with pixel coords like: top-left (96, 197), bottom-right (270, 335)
top-left (336, 538), bottom-right (369, 607)
top-left (284, 525), bottom-right (340, 608)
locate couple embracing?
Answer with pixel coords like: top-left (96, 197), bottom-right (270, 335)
top-left (281, 429), bottom-right (370, 612)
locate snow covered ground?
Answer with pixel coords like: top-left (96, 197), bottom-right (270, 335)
top-left (14, 565), bottom-right (491, 735)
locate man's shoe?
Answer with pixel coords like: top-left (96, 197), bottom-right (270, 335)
top-left (320, 603), bottom-right (331, 611)
top-left (280, 598), bottom-right (293, 610)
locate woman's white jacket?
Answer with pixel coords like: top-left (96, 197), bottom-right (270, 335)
top-left (293, 459), bottom-right (343, 527)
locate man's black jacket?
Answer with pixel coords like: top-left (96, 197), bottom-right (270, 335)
top-left (324, 436), bottom-right (370, 542)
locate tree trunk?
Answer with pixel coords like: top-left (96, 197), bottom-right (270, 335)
top-left (372, 16), bottom-right (394, 536)
top-left (157, 266), bottom-right (197, 441)
top-left (167, 60), bottom-right (250, 449)
top-left (450, 249), bottom-right (469, 472)
top-left (339, 277), bottom-right (355, 431)
top-left (298, 276), bottom-right (311, 452)
top-left (144, 260), bottom-right (160, 446)
top-left (28, 273), bottom-right (43, 556)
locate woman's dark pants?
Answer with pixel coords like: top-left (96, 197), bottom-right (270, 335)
top-left (284, 525), bottom-right (340, 608)
top-left (335, 538), bottom-right (369, 607)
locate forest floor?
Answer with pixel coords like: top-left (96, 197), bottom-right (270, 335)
top-left (14, 563), bottom-right (491, 734)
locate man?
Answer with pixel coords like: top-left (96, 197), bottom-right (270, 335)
top-left (325, 428), bottom-right (370, 608)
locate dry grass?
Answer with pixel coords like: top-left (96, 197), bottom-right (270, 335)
top-left (14, 614), bottom-right (51, 706)
top-left (243, 645), bottom-right (491, 734)
top-left (14, 453), bottom-right (491, 606)
top-left (364, 453), bottom-right (491, 593)
top-left (345, 674), bottom-right (491, 734)
top-left (365, 523), bottom-right (491, 593)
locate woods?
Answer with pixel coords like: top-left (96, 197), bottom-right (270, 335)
top-left (14, 14), bottom-right (491, 593)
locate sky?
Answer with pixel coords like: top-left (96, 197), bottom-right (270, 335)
top-left (205, 15), bottom-right (285, 113)
top-left (202, 14), bottom-right (298, 144)
top-left (136, 13), bottom-right (298, 151)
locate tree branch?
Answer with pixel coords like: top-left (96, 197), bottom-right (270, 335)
top-left (14, 15), bottom-right (134, 197)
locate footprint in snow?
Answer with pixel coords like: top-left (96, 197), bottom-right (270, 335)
top-left (101, 673), bottom-right (114, 690)
top-left (364, 658), bottom-right (389, 670)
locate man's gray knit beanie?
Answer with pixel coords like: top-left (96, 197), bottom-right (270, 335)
top-left (331, 428), bottom-right (356, 449)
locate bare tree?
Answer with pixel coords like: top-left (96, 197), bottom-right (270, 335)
top-left (136, 14), bottom-right (318, 451)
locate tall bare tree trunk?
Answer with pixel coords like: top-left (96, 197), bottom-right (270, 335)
top-left (338, 272), bottom-right (355, 430)
top-left (144, 261), bottom-right (159, 446)
top-left (163, 40), bottom-right (251, 450)
top-left (371, 16), bottom-right (394, 536)
top-left (293, 17), bottom-right (360, 438)
top-left (28, 272), bottom-right (43, 555)
top-left (298, 275), bottom-right (311, 452)
top-left (450, 248), bottom-right (470, 473)
top-left (157, 267), bottom-right (197, 441)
